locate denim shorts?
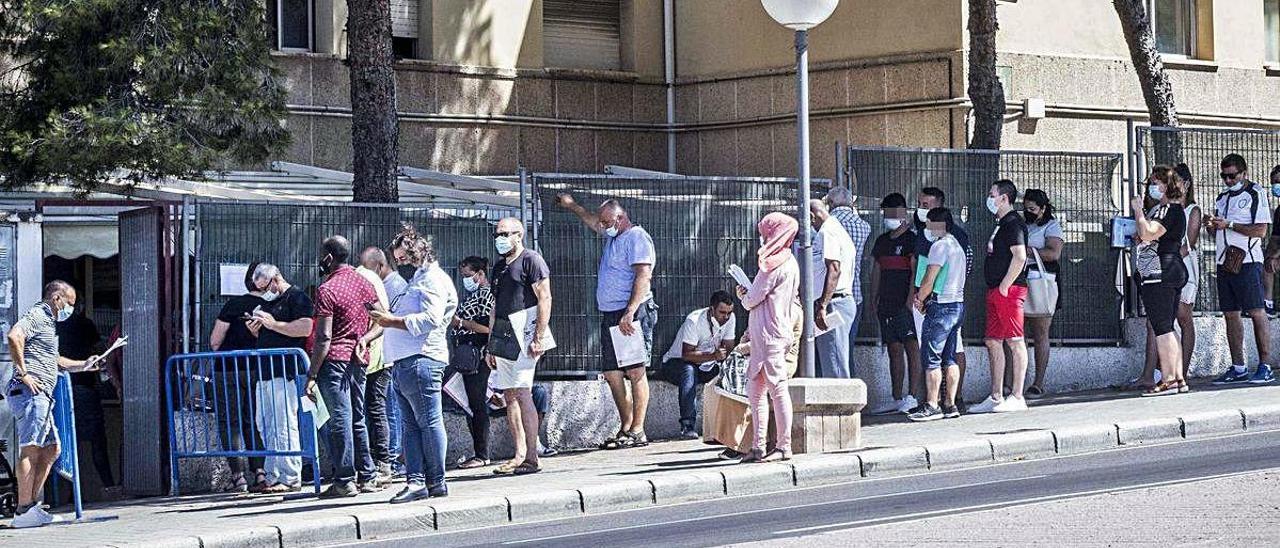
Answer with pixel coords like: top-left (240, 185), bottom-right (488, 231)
top-left (7, 380), bottom-right (58, 448)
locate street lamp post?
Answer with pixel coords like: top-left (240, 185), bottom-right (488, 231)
top-left (761, 0), bottom-right (838, 379)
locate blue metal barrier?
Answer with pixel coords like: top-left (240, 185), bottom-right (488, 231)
top-left (51, 372), bottom-right (84, 520)
top-left (164, 349), bottom-right (321, 495)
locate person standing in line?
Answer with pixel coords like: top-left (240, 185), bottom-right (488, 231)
top-left (736, 212), bottom-right (801, 463)
top-left (1172, 164), bottom-right (1201, 378)
top-left (825, 187), bottom-right (872, 373)
top-left (247, 264), bottom-right (314, 494)
top-left (447, 256), bottom-right (495, 470)
top-left (354, 251), bottom-right (393, 481)
top-left (208, 263), bottom-right (267, 492)
top-left (908, 188), bottom-right (973, 411)
top-left (1206, 154), bottom-right (1274, 385)
top-left (370, 224), bottom-right (458, 503)
top-left (487, 217), bottom-right (553, 475)
top-left (361, 247), bottom-right (408, 477)
top-left (1019, 189), bottom-right (1064, 398)
top-left (907, 208), bottom-right (967, 421)
top-left (6, 281), bottom-right (101, 528)
top-left (808, 199), bottom-right (857, 379)
top-left (659, 291), bottom-right (737, 440)
top-left (1261, 165), bottom-right (1280, 316)
top-left (969, 180), bottom-right (1030, 414)
top-left (866, 193), bottom-right (921, 415)
top-left (1131, 167), bottom-right (1190, 396)
top-left (304, 235), bottom-right (383, 498)
top-left (555, 194), bottom-right (657, 450)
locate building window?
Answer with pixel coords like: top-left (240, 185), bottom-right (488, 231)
top-left (543, 0), bottom-right (622, 71)
top-left (1150, 0), bottom-right (1195, 58)
top-left (1267, 0), bottom-right (1280, 65)
top-left (391, 0), bottom-right (421, 58)
top-left (268, 0), bottom-right (313, 52)
top-left (392, 37), bottom-right (417, 60)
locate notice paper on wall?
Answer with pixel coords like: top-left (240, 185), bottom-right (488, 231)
top-left (219, 264), bottom-right (251, 296)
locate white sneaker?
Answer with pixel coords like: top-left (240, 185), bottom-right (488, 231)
top-left (992, 396), bottom-right (1028, 413)
top-left (11, 506), bottom-right (45, 529)
top-left (34, 506), bottom-right (60, 524)
top-left (896, 395), bottom-right (920, 414)
top-left (867, 399), bottom-right (899, 415)
top-left (967, 396), bottom-right (1001, 414)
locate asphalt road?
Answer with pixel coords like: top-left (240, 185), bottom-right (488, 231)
top-left (340, 429), bottom-right (1280, 548)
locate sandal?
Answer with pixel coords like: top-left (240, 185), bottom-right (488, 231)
top-left (620, 430), bottom-right (649, 448)
top-left (760, 449), bottom-right (792, 462)
top-left (739, 449), bottom-right (765, 463)
top-left (600, 431), bottom-right (626, 450)
top-left (1177, 379), bottom-right (1191, 394)
top-left (1026, 385), bottom-right (1046, 399)
top-left (260, 482), bottom-right (300, 494)
top-left (247, 471), bottom-right (269, 493)
top-left (512, 461), bottom-right (541, 475)
top-left (1141, 380), bottom-right (1181, 397)
top-left (493, 461), bottom-right (521, 475)
top-left (225, 472), bottom-right (248, 493)
top-left (457, 457), bottom-right (489, 470)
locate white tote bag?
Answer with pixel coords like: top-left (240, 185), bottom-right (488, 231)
top-left (1025, 247), bottom-right (1059, 317)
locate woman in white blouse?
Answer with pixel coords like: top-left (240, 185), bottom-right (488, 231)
top-left (1021, 189), bottom-right (1063, 397)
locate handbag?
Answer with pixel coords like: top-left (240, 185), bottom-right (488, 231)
top-left (486, 317), bottom-right (522, 361)
top-left (449, 342), bottom-right (483, 375)
top-left (1025, 247), bottom-right (1059, 317)
top-left (1221, 245), bottom-right (1246, 275)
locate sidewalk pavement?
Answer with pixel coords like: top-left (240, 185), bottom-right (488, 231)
top-left (5, 382), bottom-right (1280, 548)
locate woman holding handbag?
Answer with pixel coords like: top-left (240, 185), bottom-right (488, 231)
top-left (448, 256), bottom-right (494, 469)
top-left (1132, 166), bottom-right (1191, 396)
top-left (1021, 189), bottom-right (1063, 398)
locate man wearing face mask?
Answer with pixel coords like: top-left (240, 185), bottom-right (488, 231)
top-left (360, 246), bottom-right (408, 478)
top-left (247, 263), bottom-right (314, 493)
top-left (486, 218), bottom-right (553, 475)
top-left (969, 179), bottom-right (1030, 414)
top-left (1206, 154), bottom-right (1274, 385)
top-left (6, 281), bottom-right (101, 528)
top-left (555, 194), bottom-right (656, 450)
top-left (1260, 165), bottom-right (1280, 316)
top-left (867, 193), bottom-right (921, 415)
top-left (303, 235), bottom-right (383, 498)
top-left (908, 187), bottom-right (972, 412)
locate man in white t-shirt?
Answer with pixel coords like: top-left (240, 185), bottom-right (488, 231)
top-left (809, 199), bottom-right (858, 379)
top-left (659, 291), bottom-right (737, 439)
top-left (1206, 153), bottom-right (1275, 385)
top-left (908, 208), bottom-right (967, 422)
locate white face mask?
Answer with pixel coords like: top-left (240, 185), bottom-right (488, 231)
top-left (462, 276), bottom-right (480, 293)
top-left (56, 303), bottom-right (73, 322)
top-left (883, 218), bottom-right (903, 231)
top-left (494, 235), bottom-right (513, 255)
top-left (260, 283), bottom-right (279, 302)
top-left (604, 225), bottom-right (619, 238)
top-left (1228, 182), bottom-right (1244, 192)
top-left (986, 196), bottom-right (1000, 215)
top-left (1147, 185), bottom-right (1164, 200)
top-left (915, 208), bottom-right (930, 223)
top-left (924, 230), bottom-right (941, 242)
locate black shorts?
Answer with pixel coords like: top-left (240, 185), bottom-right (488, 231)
top-left (600, 300), bottom-right (658, 372)
top-left (1141, 283), bottom-right (1181, 337)
top-left (877, 309), bottom-right (916, 344)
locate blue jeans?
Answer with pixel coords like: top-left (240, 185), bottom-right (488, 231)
top-left (661, 359), bottom-right (699, 429)
top-left (386, 376), bottom-right (403, 471)
top-left (815, 295), bottom-right (858, 378)
top-left (393, 355), bottom-right (448, 488)
top-left (919, 301), bottom-right (964, 370)
top-left (317, 360), bottom-right (375, 485)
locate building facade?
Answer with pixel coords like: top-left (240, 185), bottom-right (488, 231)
top-left (271, 0), bottom-right (1280, 179)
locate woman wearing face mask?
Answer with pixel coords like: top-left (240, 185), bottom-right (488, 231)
top-left (447, 256), bottom-right (495, 470)
top-left (1262, 165), bottom-right (1280, 316)
top-left (1131, 166), bottom-right (1190, 396)
top-left (734, 212), bottom-right (800, 462)
top-left (1172, 163), bottom-right (1201, 379)
top-left (208, 262), bottom-right (268, 492)
top-left (1020, 189), bottom-right (1063, 398)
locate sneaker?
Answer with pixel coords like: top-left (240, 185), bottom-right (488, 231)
top-left (942, 405), bottom-right (961, 419)
top-left (10, 506), bottom-right (45, 529)
top-left (34, 506), bottom-right (60, 525)
top-left (679, 427), bottom-right (700, 440)
top-left (1249, 364), bottom-right (1276, 384)
top-left (907, 404), bottom-right (944, 422)
top-left (1213, 367), bottom-right (1252, 385)
top-left (718, 448), bottom-right (745, 460)
top-left (357, 481), bottom-right (384, 494)
top-left (319, 482), bottom-right (359, 499)
top-left (967, 396), bottom-right (1001, 414)
top-left (538, 445), bottom-right (559, 458)
top-left (992, 397), bottom-right (1028, 413)
top-left (389, 484), bottom-right (431, 504)
top-left (896, 395), bottom-right (920, 415)
top-left (1267, 300), bottom-right (1277, 317)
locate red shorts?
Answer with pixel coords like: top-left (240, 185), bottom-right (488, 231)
top-left (985, 285), bottom-right (1027, 340)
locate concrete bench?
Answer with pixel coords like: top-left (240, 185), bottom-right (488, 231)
top-left (788, 378), bottom-right (867, 454)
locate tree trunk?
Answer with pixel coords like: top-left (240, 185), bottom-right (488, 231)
top-left (348, 0), bottom-right (400, 203)
top-left (1112, 0), bottom-right (1179, 128)
top-left (967, 0), bottom-right (1006, 151)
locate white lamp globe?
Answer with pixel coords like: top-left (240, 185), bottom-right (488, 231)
top-left (760, 0), bottom-right (839, 31)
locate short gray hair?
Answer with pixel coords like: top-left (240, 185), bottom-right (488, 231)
top-left (825, 187), bottom-right (856, 208)
top-left (252, 263), bottom-right (280, 284)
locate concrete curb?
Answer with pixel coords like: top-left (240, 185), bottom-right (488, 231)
top-left (161, 405), bottom-right (1280, 547)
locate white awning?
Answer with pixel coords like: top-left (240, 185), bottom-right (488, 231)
top-left (42, 224), bottom-right (118, 259)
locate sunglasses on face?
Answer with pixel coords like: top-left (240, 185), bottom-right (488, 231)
top-left (1221, 172), bottom-right (1242, 180)
top-left (494, 231), bottom-right (520, 238)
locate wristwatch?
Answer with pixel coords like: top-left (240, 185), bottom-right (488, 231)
top-left (1228, 221), bottom-right (1236, 231)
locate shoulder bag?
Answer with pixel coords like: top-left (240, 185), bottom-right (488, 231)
top-left (1025, 247), bottom-right (1059, 317)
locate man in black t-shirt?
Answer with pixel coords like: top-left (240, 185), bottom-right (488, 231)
top-left (487, 217), bottom-right (552, 475)
top-left (57, 303), bottom-right (117, 489)
top-left (245, 263), bottom-right (315, 492)
top-left (971, 180), bottom-right (1030, 415)
top-left (868, 193), bottom-right (922, 415)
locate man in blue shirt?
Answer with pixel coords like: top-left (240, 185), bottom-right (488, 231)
top-left (557, 194), bottom-right (658, 449)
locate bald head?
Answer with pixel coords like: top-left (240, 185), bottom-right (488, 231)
top-left (42, 280), bottom-right (76, 314)
top-left (596, 199), bottom-right (632, 235)
top-left (360, 246), bottom-right (389, 276)
top-left (809, 199), bottom-right (830, 229)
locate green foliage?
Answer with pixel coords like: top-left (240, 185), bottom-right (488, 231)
top-left (0, 0), bottom-right (290, 190)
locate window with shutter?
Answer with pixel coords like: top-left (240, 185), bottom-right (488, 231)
top-left (543, 0), bottom-right (622, 71)
top-left (391, 0), bottom-right (419, 40)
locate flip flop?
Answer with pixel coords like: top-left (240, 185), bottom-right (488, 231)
top-left (493, 461), bottom-right (521, 475)
top-left (512, 461), bottom-right (541, 475)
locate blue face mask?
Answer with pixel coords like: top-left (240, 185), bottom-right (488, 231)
top-left (1271, 185), bottom-right (1280, 199)
top-left (56, 303), bottom-right (72, 322)
top-left (494, 236), bottom-right (513, 255)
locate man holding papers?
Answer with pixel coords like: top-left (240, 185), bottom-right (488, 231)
top-left (487, 218), bottom-right (553, 475)
top-left (556, 194), bottom-right (658, 450)
top-left (809, 200), bottom-right (858, 379)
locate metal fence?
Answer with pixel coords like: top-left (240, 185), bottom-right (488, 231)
top-left (848, 146), bottom-right (1125, 343)
top-left (531, 175), bottom-right (828, 377)
top-left (1136, 126), bottom-right (1280, 313)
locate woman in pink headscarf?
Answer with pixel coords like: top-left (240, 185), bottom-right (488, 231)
top-left (735, 212), bottom-right (801, 462)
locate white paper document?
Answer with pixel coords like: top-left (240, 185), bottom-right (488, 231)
top-left (609, 325), bottom-right (649, 367)
top-left (815, 311), bottom-right (845, 337)
top-left (301, 394), bottom-right (330, 430)
top-left (727, 264), bottom-right (753, 289)
top-left (509, 306), bottom-right (557, 355)
top-left (443, 372), bottom-right (471, 416)
top-left (85, 335), bottom-right (128, 371)
top-left (219, 264), bottom-right (251, 296)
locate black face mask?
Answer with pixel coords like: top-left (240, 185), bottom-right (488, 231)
top-left (1023, 211), bottom-right (1039, 224)
top-left (318, 254), bottom-right (334, 275)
